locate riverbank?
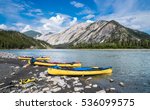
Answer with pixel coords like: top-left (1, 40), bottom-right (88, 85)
top-left (0, 52), bottom-right (125, 93)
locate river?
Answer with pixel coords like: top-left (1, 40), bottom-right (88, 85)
top-left (1, 49), bottom-right (150, 93)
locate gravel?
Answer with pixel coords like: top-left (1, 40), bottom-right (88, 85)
top-left (0, 57), bottom-right (123, 93)
top-left (0, 52), bottom-right (16, 59)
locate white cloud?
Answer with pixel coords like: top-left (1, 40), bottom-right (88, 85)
top-left (70, 1), bottom-right (95, 20)
top-left (0, 0), bottom-right (26, 21)
top-left (94, 0), bottom-right (137, 14)
top-left (69, 17), bottom-right (78, 27)
top-left (98, 11), bottom-right (150, 32)
top-left (31, 9), bottom-right (42, 13)
top-left (14, 22), bottom-right (25, 27)
top-left (25, 9), bottom-right (43, 17)
top-left (78, 8), bottom-right (94, 15)
top-left (38, 14), bottom-right (78, 33)
top-left (70, 1), bottom-right (84, 8)
top-left (0, 24), bottom-right (7, 30)
top-left (94, 0), bottom-right (150, 33)
top-left (48, 11), bottom-right (54, 15)
top-left (112, 0), bottom-right (139, 15)
top-left (86, 20), bottom-right (94, 23)
top-left (83, 14), bottom-right (95, 20)
top-left (11, 22), bottom-right (26, 32)
top-left (21, 25), bottom-right (32, 32)
top-left (0, 23), bottom-right (27, 32)
top-left (0, 13), bottom-right (78, 34)
top-left (0, 1), bottom-right (79, 34)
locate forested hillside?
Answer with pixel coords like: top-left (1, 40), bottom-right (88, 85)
top-left (0, 30), bottom-right (51, 49)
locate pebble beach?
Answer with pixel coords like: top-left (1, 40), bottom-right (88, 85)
top-left (0, 52), bottom-right (125, 93)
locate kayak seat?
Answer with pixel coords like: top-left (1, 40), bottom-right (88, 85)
top-left (51, 65), bottom-right (61, 69)
top-left (99, 66), bottom-right (112, 70)
top-left (73, 67), bottom-right (93, 71)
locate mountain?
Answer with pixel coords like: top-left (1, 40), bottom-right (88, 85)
top-left (0, 30), bottom-right (51, 49)
top-left (23, 30), bottom-right (42, 38)
top-left (41, 20), bottom-right (150, 49)
top-left (36, 32), bottom-right (53, 40)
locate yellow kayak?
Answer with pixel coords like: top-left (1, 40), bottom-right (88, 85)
top-left (33, 61), bottom-right (82, 67)
top-left (18, 56), bottom-right (50, 60)
top-left (48, 66), bottom-right (112, 76)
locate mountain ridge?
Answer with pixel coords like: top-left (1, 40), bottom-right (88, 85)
top-left (39, 20), bottom-right (150, 48)
top-left (0, 29), bottom-right (51, 49)
top-left (23, 30), bottom-right (42, 38)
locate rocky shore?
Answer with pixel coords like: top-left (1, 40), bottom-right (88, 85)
top-left (0, 52), bottom-right (125, 93)
top-left (0, 52), bottom-right (17, 59)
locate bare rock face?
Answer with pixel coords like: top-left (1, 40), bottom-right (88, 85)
top-left (37, 20), bottom-right (150, 47)
top-left (46, 22), bottom-right (91, 45)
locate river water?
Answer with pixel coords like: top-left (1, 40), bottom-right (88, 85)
top-left (1, 49), bottom-right (150, 93)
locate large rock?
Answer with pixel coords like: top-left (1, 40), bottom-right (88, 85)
top-left (92, 84), bottom-right (98, 88)
top-left (0, 83), bottom-right (4, 86)
top-left (74, 87), bottom-right (84, 92)
top-left (96, 90), bottom-right (106, 93)
top-left (42, 87), bottom-right (49, 92)
top-left (51, 87), bottom-right (61, 92)
top-left (119, 82), bottom-right (125, 87)
top-left (85, 86), bottom-right (91, 89)
top-left (39, 72), bottom-right (46, 78)
top-left (51, 77), bottom-right (67, 88)
top-left (21, 82), bottom-right (34, 88)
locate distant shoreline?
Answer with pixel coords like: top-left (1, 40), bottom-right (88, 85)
top-left (1, 48), bottom-right (150, 50)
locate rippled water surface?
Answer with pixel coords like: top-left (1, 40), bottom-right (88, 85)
top-left (1, 49), bottom-right (150, 92)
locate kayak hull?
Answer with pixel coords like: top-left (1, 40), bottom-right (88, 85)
top-left (47, 68), bottom-right (112, 76)
top-left (34, 61), bottom-right (82, 67)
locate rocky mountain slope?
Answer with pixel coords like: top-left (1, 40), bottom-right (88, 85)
top-left (39, 20), bottom-right (150, 48)
top-left (37, 32), bottom-right (53, 40)
top-left (0, 30), bottom-right (51, 49)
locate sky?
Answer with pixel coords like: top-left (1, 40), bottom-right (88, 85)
top-left (0, 0), bottom-right (150, 34)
